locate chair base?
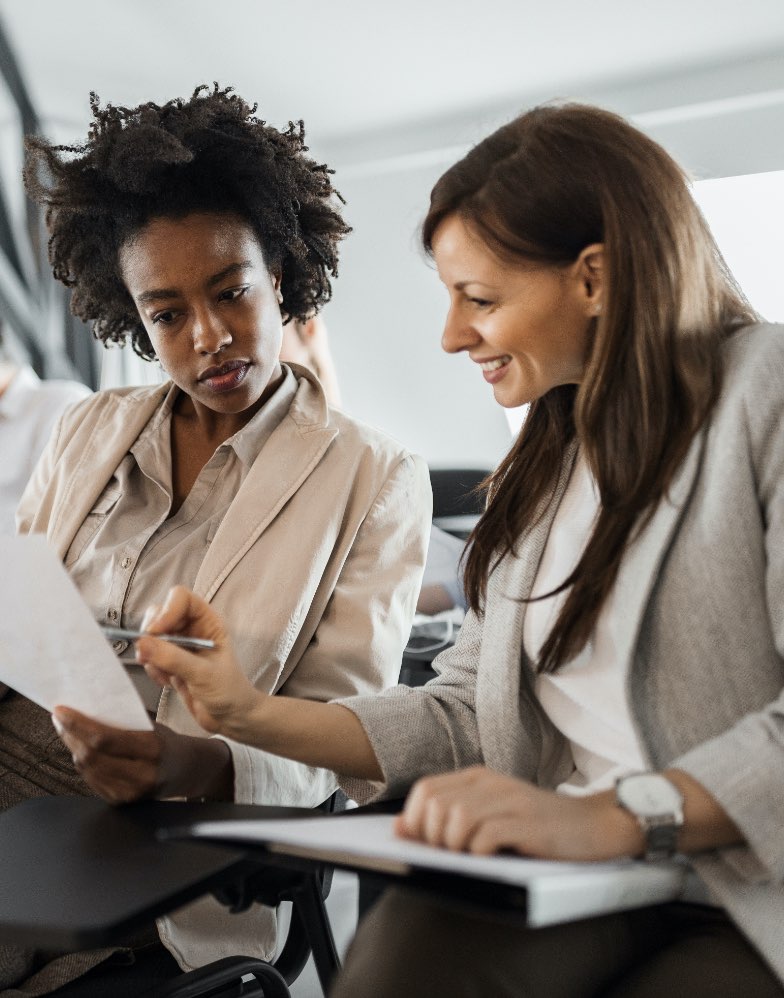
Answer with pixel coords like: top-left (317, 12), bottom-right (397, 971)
top-left (150, 955), bottom-right (290, 998)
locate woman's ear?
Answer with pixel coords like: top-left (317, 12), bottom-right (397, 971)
top-left (575, 243), bottom-right (604, 317)
top-left (272, 270), bottom-right (283, 305)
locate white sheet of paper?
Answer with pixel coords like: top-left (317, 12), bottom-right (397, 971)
top-left (184, 813), bottom-right (686, 926)
top-left (0, 535), bottom-right (152, 730)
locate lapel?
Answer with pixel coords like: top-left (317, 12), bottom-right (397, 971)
top-left (194, 372), bottom-right (338, 601)
top-left (611, 425), bottom-right (708, 689)
top-left (477, 441), bottom-right (577, 774)
top-left (48, 384), bottom-right (170, 559)
top-left (476, 424), bottom-right (707, 776)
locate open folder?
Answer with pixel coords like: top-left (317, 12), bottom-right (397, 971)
top-left (167, 811), bottom-right (687, 927)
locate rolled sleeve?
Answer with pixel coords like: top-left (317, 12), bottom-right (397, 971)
top-left (673, 697), bottom-right (784, 881)
top-left (338, 606), bottom-right (486, 803)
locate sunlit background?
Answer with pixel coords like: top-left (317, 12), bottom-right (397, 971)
top-left (1, 0), bottom-right (782, 465)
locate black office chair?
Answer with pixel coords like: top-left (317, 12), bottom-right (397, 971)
top-left (429, 467), bottom-right (489, 539)
top-left (150, 873), bottom-right (336, 997)
top-left (151, 792), bottom-right (346, 998)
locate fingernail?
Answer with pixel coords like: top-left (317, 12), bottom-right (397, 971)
top-left (141, 604), bottom-right (160, 630)
top-left (52, 714), bottom-right (64, 735)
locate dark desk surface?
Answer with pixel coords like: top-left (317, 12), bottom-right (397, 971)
top-left (0, 796), bottom-right (316, 950)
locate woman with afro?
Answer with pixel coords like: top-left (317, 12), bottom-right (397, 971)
top-left (5, 84), bottom-right (430, 995)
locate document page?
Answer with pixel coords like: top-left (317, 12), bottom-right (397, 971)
top-left (182, 812), bottom-right (686, 926)
top-left (0, 535), bottom-right (152, 730)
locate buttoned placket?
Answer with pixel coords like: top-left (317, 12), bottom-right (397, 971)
top-left (109, 444), bottom-right (232, 648)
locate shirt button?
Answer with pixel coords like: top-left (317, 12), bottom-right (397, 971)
top-left (108, 609), bottom-right (118, 622)
top-left (121, 557), bottom-right (131, 569)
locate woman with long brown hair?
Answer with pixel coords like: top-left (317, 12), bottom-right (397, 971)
top-left (132, 103), bottom-right (784, 995)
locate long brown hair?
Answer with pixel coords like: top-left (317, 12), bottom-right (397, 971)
top-left (423, 103), bottom-right (758, 673)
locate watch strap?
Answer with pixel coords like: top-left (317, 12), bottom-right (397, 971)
top-left (643, 821), bottom-right (680, 861)
top-left (615, 772), bottom-right (684, 861)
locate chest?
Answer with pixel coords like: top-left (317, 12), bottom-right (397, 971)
top-left (169, 417), bottom-right (224, 516)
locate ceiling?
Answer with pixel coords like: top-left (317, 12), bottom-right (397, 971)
top-left (1, 0), bottom-right (783, 149)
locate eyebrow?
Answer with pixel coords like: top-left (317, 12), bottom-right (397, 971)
top-left (135, 261), bottom-right (256, 305)
top-left (454, 280), bottom-right (498, 291)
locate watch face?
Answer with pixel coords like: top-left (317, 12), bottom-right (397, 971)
top-left (617, 774), bottom-right (683, 818)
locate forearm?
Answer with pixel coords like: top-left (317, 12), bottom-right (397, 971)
top-left (158, 731), bottom-right (236, 801)
top-left (223, 695), bottom-right (383, 782)
top-left (592, 768), bottom-right (744, 858)
top-left (665, 767), bottom-right (744, 852)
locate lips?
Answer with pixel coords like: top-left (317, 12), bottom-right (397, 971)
top-left (198, 359), bottom-right (251, 393)
top-left (475, 355), bottom-right (512, 386)
top-left (475, 355), bottom-right (512, 372)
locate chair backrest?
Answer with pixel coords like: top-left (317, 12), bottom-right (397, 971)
top-left (428, 468), bottom-right (489, 519)
top-left (158, 792), bottom-right (347, 997)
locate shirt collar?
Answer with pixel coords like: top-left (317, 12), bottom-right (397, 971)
top-left (228, 364), bottom-right (298, 468)
top-left (150, 365), bottom-right (299, 470)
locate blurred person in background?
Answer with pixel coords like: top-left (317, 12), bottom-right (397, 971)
top-left (0, 324), bottom-right (90, 535)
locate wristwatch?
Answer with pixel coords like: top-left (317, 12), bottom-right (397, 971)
top-left (615, 772), bottom-right (684, 861)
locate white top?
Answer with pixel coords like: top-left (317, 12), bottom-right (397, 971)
top-left (524, 451), bottom-right (647, 796)
top-left (0, 365), bottom-right (91, 536)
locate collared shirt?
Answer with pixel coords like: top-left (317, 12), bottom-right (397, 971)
top-left (0, 365), bottom-right (90, 536)
top-left (67, 366), bottom-right (297, 712)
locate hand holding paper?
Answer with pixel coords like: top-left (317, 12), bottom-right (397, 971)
top-left (0, 535), bottom-right (151, 730)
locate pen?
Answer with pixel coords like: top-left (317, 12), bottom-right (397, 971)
top-left (99, 624), bottom-right (215, 651)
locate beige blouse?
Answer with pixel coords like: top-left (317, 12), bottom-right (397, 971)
top-left (67, 367), bottom-right (297, 711)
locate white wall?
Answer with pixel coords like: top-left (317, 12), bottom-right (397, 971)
top-left (316, 51), bottom-right (784, 468)
top-left (324, 160), bottom-right (512, 469)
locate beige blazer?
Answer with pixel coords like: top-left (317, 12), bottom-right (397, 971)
top-left (341, 324), bottom-right (784, 983)
top-left (16, 364), bottom-right (432, 970)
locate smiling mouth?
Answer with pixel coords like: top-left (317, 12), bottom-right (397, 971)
top-left (478, 356), bottom-right (512, 372)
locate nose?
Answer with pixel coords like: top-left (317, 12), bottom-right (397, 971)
top-left (441, 304), bottom-right (481, 354)
top-left (192, 307), bottom-right (232, 355)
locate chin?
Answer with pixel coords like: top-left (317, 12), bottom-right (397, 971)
top-left (494, 385), bottom-right (534, 409)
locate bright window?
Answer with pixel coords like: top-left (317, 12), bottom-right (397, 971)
top-left (503, 169), bottom-right (784, 437)
top-left (694, 170), bottom-right (784, 322)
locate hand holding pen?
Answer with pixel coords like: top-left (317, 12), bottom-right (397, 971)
top-left (100, 624), bottom-right (214, 652)
top-left (132, 586), bottom-right (261, 739)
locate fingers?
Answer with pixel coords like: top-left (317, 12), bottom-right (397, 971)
top-left (397, 767), bottom-right (536, 855)
top-left (135, 632), bottom-right (201, 682)
top-left (141, 602), bottom-right (162, 630)
top-left (468, 819), bottom-right (530, 856)
top-left (51, 707), bottom-right (161, 803)
top-left (52, 707), bottom-right (160, 761)
top-left (144, 663), bottom-right (172, 688)
top-left (143, 586), bottom-right (226, 643)
top-left (398, 767), bottom-right (487, 849)
top-left (136, 588), bottom-right (228, 686)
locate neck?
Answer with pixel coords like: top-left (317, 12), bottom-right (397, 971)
top-left (175, 366), bottom-right (284, 445)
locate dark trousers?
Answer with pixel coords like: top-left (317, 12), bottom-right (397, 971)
top-left (332, 888), bottom-right (784, 998)
top-left (48, 944), bottom-right (182, 997)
